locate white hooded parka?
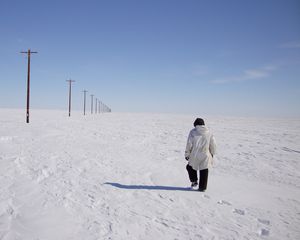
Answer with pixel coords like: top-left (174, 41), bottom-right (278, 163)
top-left (185, 125), bottom-right (216, 171)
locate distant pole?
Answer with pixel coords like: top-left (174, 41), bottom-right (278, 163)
top-left (82, 90), bottom-right (88, 115)
top-left (20, 49), bottom-right (38, 123)
top-left (95, 98), bottom-right (98, 114)
top-left (98, 100), bottom-right (100, 113)
top-left (90, 94), bottom-right (94, 114)
top-left (66, 79), bottom-right (75, 117)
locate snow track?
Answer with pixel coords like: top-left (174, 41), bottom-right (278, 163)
top-left (0, 109), bottom-right (299, 239)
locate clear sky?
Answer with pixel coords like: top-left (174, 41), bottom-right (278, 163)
top-left (0, 0), bottom-right (299, 117)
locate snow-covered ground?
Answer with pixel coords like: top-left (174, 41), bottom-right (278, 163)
top-left (0, 109), bottom-right (299, 240)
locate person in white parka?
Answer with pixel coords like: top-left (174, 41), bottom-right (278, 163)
top-left (185, 118), bottom-right (216, 191)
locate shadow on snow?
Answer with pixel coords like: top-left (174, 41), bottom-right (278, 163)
top-left (104, 182), bottom-right (191, 192)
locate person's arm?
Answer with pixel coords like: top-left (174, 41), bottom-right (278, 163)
top-left (185, 132), bottom-right (193, 160)
top-left (209, 135), bottom-right (216, 157)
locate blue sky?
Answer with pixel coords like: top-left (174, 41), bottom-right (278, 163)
top-left (0, 0), bottom-right (299, 117)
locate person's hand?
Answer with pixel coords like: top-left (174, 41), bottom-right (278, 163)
top-left (185, 156), bottom-right (189, 161)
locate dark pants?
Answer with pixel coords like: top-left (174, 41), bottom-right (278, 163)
top-left (186, 164), bottom-right (208, 190)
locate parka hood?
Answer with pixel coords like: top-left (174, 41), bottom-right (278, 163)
top-left (195, 125), bottom-right (208, 133)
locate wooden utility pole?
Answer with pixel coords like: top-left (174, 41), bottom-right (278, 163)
top-left (95, 98), bottom-right (98, 114)
top-left (100, 101), bottom-right (103, 113)
top-left (20, 49), bottom-right (38, 123)
top-left (82, 90), bottom-right (88, 115)
top-left (90, 94), bottom-right (94, 114)
top-left (66, 79), bottom-right (75, 117)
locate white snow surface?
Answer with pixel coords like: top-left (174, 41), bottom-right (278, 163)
top-left (0, 109), bottom-right (299, 240)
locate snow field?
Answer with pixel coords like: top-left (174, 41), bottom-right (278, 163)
top-left (0, 109), bottom-right (299, 239)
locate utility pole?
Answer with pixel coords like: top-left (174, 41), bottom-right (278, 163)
top-left (95, 98), bottom-right (98, 114)
top-left (82, 90), bottom-right (88, 115)
top-left (90, 94), bottom-right (94, 114)
top-left (20, 49), bottom-right (38, 123)
top-left (66, 79), bottom-right (75, 117)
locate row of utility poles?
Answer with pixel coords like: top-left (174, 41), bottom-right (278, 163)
top-left (82, 90), bottom-right (111, 116)
top-left (21, 49), bottom-right (111, 123)
top-left (66, 81), bottom-right (111, 117)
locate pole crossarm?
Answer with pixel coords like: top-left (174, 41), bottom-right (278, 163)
top-left (66, 80), bottom-right (75, 83)
top-left (20, 51), bottom-right (38, 54)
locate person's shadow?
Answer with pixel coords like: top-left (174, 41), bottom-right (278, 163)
top-left (104, 182), bottom-right (192, 192)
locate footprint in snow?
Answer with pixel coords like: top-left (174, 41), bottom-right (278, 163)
top-left (216, 200), bottom-right (246, 218)
top-left (259, 228), bottom-right (270, 237)
top-left (233, 208), bottom-right (245, 215)
top-left (217, 200), bottom-right (232, 206)
top-left (258, 218), bottom-right (270, 225)
top-left (6, 205), bottom-right (14, 216)
top-left (88, 194), bottom-right (95, 201)
top-left (203, 194), bottom-right (210, 199)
